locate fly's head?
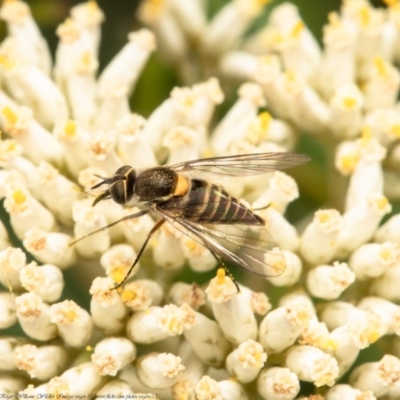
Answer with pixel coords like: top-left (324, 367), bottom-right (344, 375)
top-left (91, 165), bottom-right (137, 206)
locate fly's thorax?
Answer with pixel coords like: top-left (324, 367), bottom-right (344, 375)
top-left (135, 167), bottom-right (189, 202)
top-left (109, 165), bottom-right (137, 205)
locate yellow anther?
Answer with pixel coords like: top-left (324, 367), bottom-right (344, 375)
top-left (359, 6), bottom-right (371, 27)
top-left (343, 97), bottom-right (357, 108)
top-left (291, 21), bottom-right (304, 39)
top-left (12, 189), bottom-right (27, 205)
top-left (374, 56), bottom-right (387, 76)
top-left (2, 106), bottom-right (18, 124)
top-left (216, 267), bottom-right (226, 285)
top-left (64, 120), bottom-right (77, 137)
top-left (259, 111), bottom-right (272, 130)
top-left (64, 309), bottom-right (77, 323)
top-left (361, 126), bottom-right (372, 144)
top-left (121, 289), bottom-right (136, 302)
top-left (376, 196), bottom-right (389, 209)
top-left (111, 268), bottom-right (125, 284)
top-left (391, 125), bottom-right (400, 137)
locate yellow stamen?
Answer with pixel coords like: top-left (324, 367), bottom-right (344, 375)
top-left (290, 21), bottom-right (304, 39)
top-left (343, 97), bottom-right (356, 108)
top-left (12, 189), bottom-right (27, 205)
top-left (359, 6), bottom-right (371, 27)
top-left (390, 125), bottom-right (400, 137)
top-left (64, 310), bottom-right (77, 323)
top-left (121, 289), bottom-right (136, 302)
top-left (111, 267), bottom-right (125, 284)
top-left (2, 106), bottom-right (18, 124)
top-left (361, 126), bottom-right (372, 144)
top-left (376, 196), bottom-right (389, 209)
top-left (216, 268), bottom-right (226, 285)
top-left (64, 120), bottom-right (77, 137)
top-left (374, 56), bottom-right (387, 76)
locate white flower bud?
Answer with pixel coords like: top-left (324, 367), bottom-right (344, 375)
top-left (96, 380), bottom-right (134, 397)
top-left (306, 261), bottom-right (355, 300)
top-left (0, 246), bottom-right (26, 290)
top-left (121, 279), bottom-right (163, 311)
top-left (72, 199), bottom-right (110, 259)
top-left (300, 209), bottom-right (342, 265)
top-left (285, 345), bottom-right (339, 387)
top-left (4, 186), bottom-right (57, 240)
top-left (350, 355), bottom-right (400, 397)
top-left (14, 343), bottom-right (67, 380)
top-left (226, 339), bottom-right (267, 383)
top-left (164, 125), bottom-right (200, 165)
top-left (349, 242), bottom-right (400, 280)
top-left (167, 282), bottom-right (206, 310)
top-left (115, 113), bottom-right (157, 168)
top-left (92, 337), bottom-right (136, 376)
top-left (23, 228), bottom-right (77, 269)
top-left (181, 236), bottom-right (216, 273)
top-left (50, 300), bottom-right (93, 347)
top-left (257, 367), bottom-right (300, 400)
top-left (54, 119), bottom-right (90, 177)
top-left (267, 250), bottom-right (302, 287)
top-left (0, 336), bottom-right (27, 372)
top-left (0, 292), bottom-right (16, 329)
top-left (335, 195), bottom-right (391, 258)
top-left (183, 311), bottom-right (231, 367)
top-left (259, 298), bottom-right (313, 354)
top-left (325, 384), bottom-right (376, 400)
top-left (0, 374), bottom-right (27, 395)
top-left (137, 352), bottom-right (185, 389)
top-left (210, 286), bottom-right (258, 345)
top-left (19, 262), bottom-right (64, 303)
top-left (15, 293), bottom-right (57, 341)
top-left (89, 277), bottom-right (128, 334)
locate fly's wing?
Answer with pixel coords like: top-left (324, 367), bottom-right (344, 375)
top-left (168, 152), bottom-right (309, 178)
top-left (158, 208), bottom-right (286, 277)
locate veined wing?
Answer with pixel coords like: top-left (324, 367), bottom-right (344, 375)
top-left (168, 152), bottom-right (309, 178)
top-left (158, 207), bottom-right (286, 277)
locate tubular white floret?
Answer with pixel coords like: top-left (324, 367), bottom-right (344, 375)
top-left (0, 105), bottom-right (63, 166)
top-left (137, 352), bottom-right (185, 389)
top-left (159, 303), bottom-right (197, 336)
top-left (126, 306), bottom-right (171, 344)
top-left (375, 213), bottom-right (400, 245)
top-left (48, 362), bottom-right (104, 395)
top-left (98, 29), bottom-right (155, 98)
top-left (0, 336), bottom-right (27, 372)
top-left (0, 246), bottom-right (26, 290)
top-left (350, 355), bottom-right (400, 397)
top-left (183, 311), bottom-right (231, 367)
top-left (53, 119), bottom-right (90, 177)
top-left (19, 262), bottom-right (64, 303)
top-left (152, 223), bottom-right (186, 270)
top-left (14, 343), bottom-right (67, 380)
top-left (325, 384), bottom-right (376, 400)
top-left (100, 244), bottom-right (139, 286)
top-left (300, 209), bottom-right (342, 265)
top-left (210, 284), bottom-right (258, 345)
top-left (257, 367), bottom-right (300, 400)
top-left (181, 236), bottom-right (216, 273)
top-left (259, 298), bottom-right (313, 354)
top-left (205, 267), bottom-right (237, 303)
top-left (36, 161), bottom-right (81, 226)
top-left (167, 282), bottom-right (206, 310)
top-left (285, 345), bottom-right (339, 387)
top-left (366, 107), bottom-right (400, 146)
top-left (306, 261), bottom-right (355, 300)
top-left (121, 279), bottom-right (163, 311)
top-left (299, 319), bottom-right (335, 351)
top-left (349, 241), bottom-right (400, 280)
top-left (163, 125), bottom-right (199, 164)
top-left (23, 228), bottom-right (77, 269)
top-left (88, 129), bottom-right (121, 175)
top-left (4, 186), bottom-right (57, 240)
top-left (335, 195), bottom-right (392, 258)
top-left (0, 292), bottom-right (16, 329)
top-left (92, 337), bottom-right (136, 376)
top-left (194, 375), bottom-right (221, 400)
top-left (140, 86), bottom-right (196, 157)
top-left (89, 277), bottom-right (128, 335)
top-left (15, 292), bottom-right (56, 341)
top-left (226, 339), bottom-right (267, 383)
top-left (115, 113), bottom-right (157, 168)
top-left (211, 82), bottom-right (265, 155)
top-left (266, 250), bottom-right (302, 287)
top-left (0, 374), bottom-right (27, 394)
top-left (72, 199), bottom-right (110, 259)
top-left (176, 339), bottom-right (207, 382)
top-left (50, 299), bottom-right (93, 347)
top-left (201, 0), bottom-right (270, 56)
top-left (329, 84), bottom-right (364, 139)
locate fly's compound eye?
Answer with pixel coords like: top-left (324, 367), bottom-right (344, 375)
top-left (109, 168), bottom-right (136, 205)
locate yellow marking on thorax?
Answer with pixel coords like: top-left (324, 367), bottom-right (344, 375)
top-left (174, 174), bottom-right (189, 196)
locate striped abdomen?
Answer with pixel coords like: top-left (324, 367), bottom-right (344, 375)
top-left (160, 179), bottom-right (264, 225)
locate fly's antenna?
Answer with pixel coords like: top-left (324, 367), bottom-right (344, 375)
top-left (91, 174), bottom-right (126, 189)
top-left (69, 209), bottom-right (150, 246)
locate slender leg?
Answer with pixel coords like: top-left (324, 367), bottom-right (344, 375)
top-left (209, 250), bottom-right (240, 293)
top-left (70, 209), bottom-right (150, 246)
top-left (113, 219), bottom-right (166, 289)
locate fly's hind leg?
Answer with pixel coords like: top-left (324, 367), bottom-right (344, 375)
top-left (113, 219), bottom-right (166, 290)
top-left (209, 250), bottom-right (240, 293)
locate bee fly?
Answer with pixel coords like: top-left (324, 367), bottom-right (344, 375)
top-left (72, 152), bottom-right (309, 290)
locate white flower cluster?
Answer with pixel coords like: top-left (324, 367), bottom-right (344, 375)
top-left (0, 0), bottom-right (400, 399)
